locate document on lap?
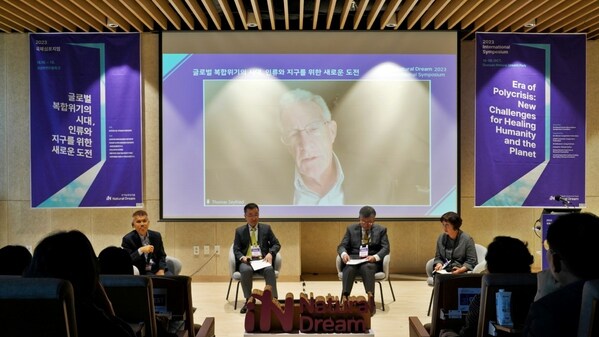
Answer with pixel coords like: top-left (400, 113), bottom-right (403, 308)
top-left (433, 260), bottom-right (451, 274)
top-left (250, 259), bottom-right (271, 271)
top-left (346, 258), bottom-right (369, 265)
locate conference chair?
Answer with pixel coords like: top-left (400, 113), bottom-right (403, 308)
top-left (100, 274), bottom-right (158, 337)
top-left (0, 276), bottom-right (78, 337)
top-left (425, 243), bottom-right (487, 316)
top-left (335, 254), bottom-right (396, 311)
top-left (166, 256), bottom-right (183, 275)
top-left (149, 275), bottom-right (194, 337)
top-left (409, 273), bottom-right (483, 337)
top-left (578, 279), bottom-right (599, 337)
top-left (226, 244), bottom-right (282, 310)
top-left (476, 273), bottom-right (537, 337)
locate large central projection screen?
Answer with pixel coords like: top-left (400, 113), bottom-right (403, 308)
top-left (161, 31), bottom-right (458, 220)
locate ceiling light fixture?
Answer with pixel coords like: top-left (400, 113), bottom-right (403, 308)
top-left (247, 12), bottom-right (258, 28)
top-left (107, 18), bottom-right (119, 28)
top-left (385, 13), bottom-right (399, 28)
top-left (523, 18), bottom-right (536, 28)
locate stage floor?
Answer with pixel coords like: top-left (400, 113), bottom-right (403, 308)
top-left (190, 274), bottom-right (431, 337)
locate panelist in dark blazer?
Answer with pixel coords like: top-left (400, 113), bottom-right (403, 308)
top-left (121, 210), bottom-right (169, 276)
top-left (233, 203), bottom-right (281, 314)
top-left (433, 211), bottom-right (477, 274)
top-left (337, 206), bottom-right (390, 299)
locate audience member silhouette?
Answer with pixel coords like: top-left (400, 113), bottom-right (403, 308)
top-left (98, 246), bottom-right (134, 275)
top-left (523, 212), bottom-right (599, 337)
top-left (24, 230), bottom-right (135, 337)
top-left (440, 236), bottom-right (534, 337)
top-left (0, 244), bottom-right (32, 275)
top-left (98, 247), bottom-right (178, 336)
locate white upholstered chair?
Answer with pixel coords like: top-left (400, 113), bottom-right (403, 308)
top-left (335, 254), bottom-right (396, 311)
top-left (226, 244), bottom-right (282, 309)
top-left (166, 256), bottom-right (182, 275)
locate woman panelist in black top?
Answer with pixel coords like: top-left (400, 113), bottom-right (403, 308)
top-left (433, 212), bottom-right (478, 274)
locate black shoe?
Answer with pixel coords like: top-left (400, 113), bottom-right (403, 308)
top-left (368, 294), bottom-right (376, 317)
top-left (240, 303), bottom-right (248, 314)
top-left (340, 292), bottom-right (349, 303)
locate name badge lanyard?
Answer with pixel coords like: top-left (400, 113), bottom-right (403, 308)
top-left (250, 228), bottom-right (262, 259)
top-left (359, 230), bottom-right (370, 258)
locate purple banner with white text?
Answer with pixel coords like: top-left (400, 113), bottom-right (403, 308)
top-left (475, 33), bottom-right (585, 208)
top-left (30, 33), bottom-right (142, 208)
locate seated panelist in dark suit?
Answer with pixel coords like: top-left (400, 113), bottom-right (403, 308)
top-left (337, 206), bottom-right (390, 298)
top-left (233, 203), bottom-right (281, 314)
top-left (121, 210), bottom-right (170, 276)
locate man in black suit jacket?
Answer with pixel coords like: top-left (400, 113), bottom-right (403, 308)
top-left (233, 203), bottom-right (281, 313)
top-left (337, 206), bottom-right (390, 299)
top-left (121, 210), bottom-right (169, 275)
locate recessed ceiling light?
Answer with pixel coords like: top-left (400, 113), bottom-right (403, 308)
top-left (524, 19), bottom-right (536, 28)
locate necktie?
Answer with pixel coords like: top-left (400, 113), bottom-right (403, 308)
top-left (251, 228), bottom-right (257, 245)
top-left (247, 228), bottom-right (257, 257)
top-left (362, 230), bottom-right (369, 245)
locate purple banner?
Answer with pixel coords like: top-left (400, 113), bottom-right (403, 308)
top-left (475, 33), bottom-right (585, 208)
top-left (30, 33), bottom-right (142, 208)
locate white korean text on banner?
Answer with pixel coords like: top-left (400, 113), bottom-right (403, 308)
top-left (475, 33), bottom-right (585, 208)
top-left (30, 33), bottom-right (142, 208)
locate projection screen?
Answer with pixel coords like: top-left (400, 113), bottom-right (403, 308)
top-left (161, 31), bottom-right (458, 219)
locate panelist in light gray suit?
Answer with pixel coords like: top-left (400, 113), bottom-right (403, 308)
top-left (337, 206), bottom-right (390, 298)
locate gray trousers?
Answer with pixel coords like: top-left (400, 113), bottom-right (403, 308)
top-left (239, 263), bottom-right (278, 300)
top-left (342, 262), bottom-right (378, 296)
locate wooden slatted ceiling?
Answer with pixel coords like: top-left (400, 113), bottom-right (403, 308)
top-left (0, 0), bottom-right (597, 40)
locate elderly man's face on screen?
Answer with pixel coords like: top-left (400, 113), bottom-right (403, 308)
top-left (280, 100), bottom-right (337, 181)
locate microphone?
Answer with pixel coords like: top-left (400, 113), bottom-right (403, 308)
top-left (551, 195), bottom-right (571, 205)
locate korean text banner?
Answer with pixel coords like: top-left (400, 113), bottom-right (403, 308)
top-left (30, 33), bottom-right (142, 208)
top-left (475, 33), bottom-right (585, 208)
